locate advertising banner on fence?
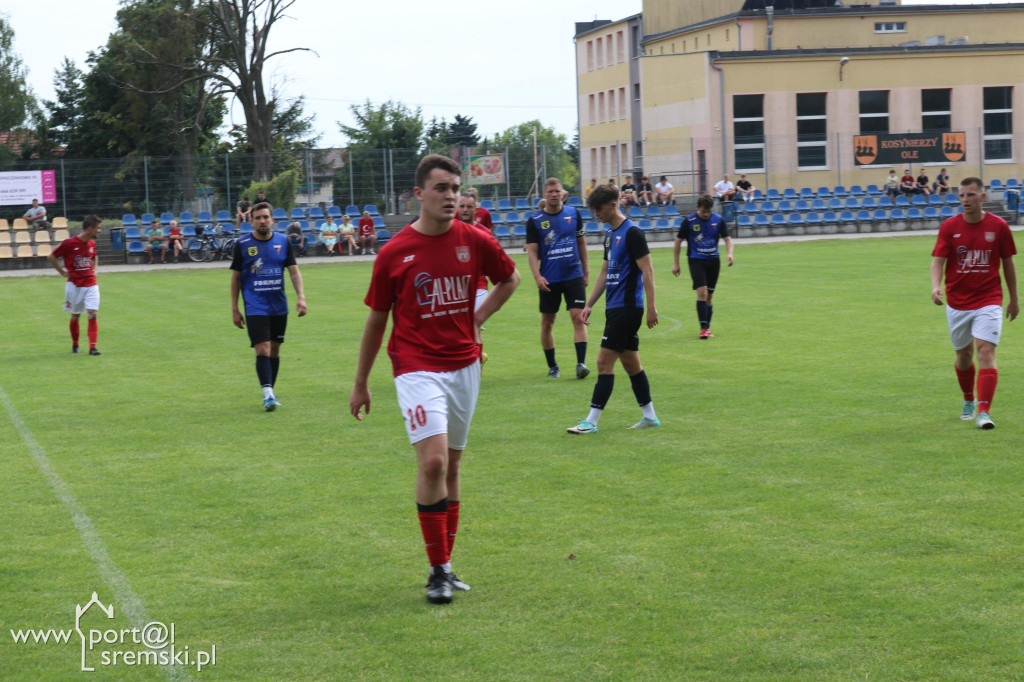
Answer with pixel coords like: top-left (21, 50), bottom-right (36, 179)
top-left (0, 170), bottom-right (57, 206)
top-left (464, 155), bottom-right (506, 185)
top-left (853, 132), bottom-right (966, 166)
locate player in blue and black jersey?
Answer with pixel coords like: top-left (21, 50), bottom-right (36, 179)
top-left (230, 202), bottom-right (307, 411)
top-left (526, 178), bottom-right (590, 379)
top-left (672, 193), bottom-right (734, 339)
top-left (566, 184), bottom-right (660, 434)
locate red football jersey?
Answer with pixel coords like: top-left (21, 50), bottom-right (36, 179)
top-left (358, 217), bottom-right (375, 236)
top-left (52, 236), bottom-right (97, 287)
top-left (475, 206), bottom-right (493, 231)
top-left (933, 212), bottom-right (1017, 310)
top-left (365, 219), bottom-right (516, 376)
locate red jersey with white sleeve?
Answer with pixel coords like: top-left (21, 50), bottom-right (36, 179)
top-left (52, 235), bottom-right (98, 287)
top-left (365, 219), bottom-right (516, 376)
top-left (932, 211), bottom-right (1017, 310)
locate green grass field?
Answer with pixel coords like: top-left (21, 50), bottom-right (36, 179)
top-left (2, 235), bottom-right (1023, 680)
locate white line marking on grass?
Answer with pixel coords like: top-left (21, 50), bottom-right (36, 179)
top-left (0, 385), bottom-right (190, 682)
top-left (649, 315), bottom-right (683, 335)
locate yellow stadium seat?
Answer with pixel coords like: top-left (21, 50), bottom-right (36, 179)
top-left (0, 245), bottom-right (13, 258)
top-left (14, 231), bottom-right (31, 244)
top-left (15, 245), bottom-right (33, 258)
top-left (51, 217), bottom-right (68, 228)
top-left (53, 229), bottom-right (70, 242)
top-left (12, 219), bottom-right (29, 230)
top-left (0, 219), bottom-right (9, 230)
top-left (0, 233), bottom-right (9, 246)
top-left (35, 244), bottom-right (53, 258)
top-left (34, 231), bottom-right (51, 244)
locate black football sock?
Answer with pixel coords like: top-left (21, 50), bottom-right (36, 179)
top-left (544, 347), bottom-right (557, 368)
top-left (575, 341), bottom-right (587, 365)
top-left (696, 301), bottom-right (710, 330)
top-left (256, 355), bottom-right (273, 388)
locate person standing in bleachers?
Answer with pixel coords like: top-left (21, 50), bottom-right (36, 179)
top-left (526, 177), bottom-right (590, 380)
top-left (47, 215), bottom-right (102, 355)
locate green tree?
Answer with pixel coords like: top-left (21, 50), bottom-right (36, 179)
top-left (489, 120), bottom-right (579, 199)
top-left (0, 13), bottom-right (32, 133)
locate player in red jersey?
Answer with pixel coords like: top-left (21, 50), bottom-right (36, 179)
top-left (463, 187), bottom-right (493, 233)
top-left (349, 154), bottom-right (520, 604)
top-left (931, 177), bottom-right (1018, 429)
top-left (47, 215), bottom-right (103, 355)
top-left (357, 211), bottom-right (376, 255)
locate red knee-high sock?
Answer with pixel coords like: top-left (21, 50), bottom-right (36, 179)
top-left (955, 363), bottom-right (976, 401)
top-left (446, 500), bottom-right (460, 557)
top-left (69, 319), bottom-right (80, 346)
top-left (87, 319), bottom-right (98, 349)
top-left (977, 369), bottom-right (998, 414)
top-left (417, 498), bottom-right (449, 567)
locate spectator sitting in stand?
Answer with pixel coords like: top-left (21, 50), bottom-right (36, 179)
top-left (916, 170), bottom-right (932, 196)
top-left (23, 198), bottom-right (49, 229)
top-left (319, 215), bottom-right (340, 255)
top-left (338, 215), bottom-right (358, 255)
top-left (735, 174), bottom-right (756, 203)
top-left (714, 174), bottom-right (736, 203)
top-left (933, 168), bottom-right (951, 194)
top-left (145, 218), bottom-right (167, 264)
top-left (166, 220), bottom-right (185, 262)
top-left (900, 169), bottom-right (916, 196)
top-left (885, 170), bottom-right (901, 198)
top-left (358, 210), bottom-right (376, 255)
top-left (236, 196), bottom-right (251, 229)
top-left (286, 220), bottom-right (306, 256)
top-left (619, 177), bottom-right (638, 207)
top-left (637, 176), bottom-right (655, 206)
top-left (655, 176), bottom-right (675, 206)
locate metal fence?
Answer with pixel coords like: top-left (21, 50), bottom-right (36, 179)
top-left (0, 144), bottom-right (572, 221)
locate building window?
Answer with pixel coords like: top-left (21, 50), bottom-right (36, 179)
top-left (617, 30), bottom-right (624, 62)
top-left (619, 87), bottom-right (627, 119)
top-left (606, 34), bottom-right (614, 66)
top-left (600, 147), bottom-right (607, 177)
top-left (608, 90), bottom-right (615, 122)
top-left (984, 86), bottom-right (1013, 161)
top-left (859, 90), bottom-right (889, 134)
top-left (874, 22), bottom-right (906, 33)
top-left (590, 148), bottom-right (597, 178)
top-left (621, 143), bottom-right (629, 173)
top-left (797, 93), bottom-right (828, 169)
top-left (922, 88), bottom-right (951, 132)
top-left (632, 25), bottom-right (641, 58)
top-left (596, 37), bottom-right (603, 68)
top-left (588, 94), bottom-right (595, 125)
top-left (598, 91), bottom-right (606, 123)
top-left (634, 83), bottom-right (640, 103)
top-left (733, 94), bottom-right (765, 172)
top-left (586, 41), bottom-right (594, 71)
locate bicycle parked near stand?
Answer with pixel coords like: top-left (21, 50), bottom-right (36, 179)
top-left (187, 224), bottom-right (236, 262)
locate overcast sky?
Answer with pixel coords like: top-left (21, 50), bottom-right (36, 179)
top-left (2, 0), bottom-right (1008, 149)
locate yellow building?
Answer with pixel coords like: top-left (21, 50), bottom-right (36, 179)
top-left (576, 0), bottom-right (1024, 196)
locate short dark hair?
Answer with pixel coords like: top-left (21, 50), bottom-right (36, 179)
top-left (252, 201), bottom-right (273, 215)
top-left (960, 177), bottom-right (984, 191)
top-left (696, 193), bottom-right (715, 210)
top-left (544, 177), bottom-right (562, 189)
top-left (82, 215), bottom-right (102, 229)
top-left (588, 184), bottom-right (619, 210)
top-left (415, 154), bottom-right (461, 189)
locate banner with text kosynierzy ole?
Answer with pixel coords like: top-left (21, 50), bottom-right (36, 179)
top-left (0, 170), bottom-right (57, 206)
top-left (853, 132), bottom-right (967, 166)
top-left (463, 155), bottom-right (506, 185)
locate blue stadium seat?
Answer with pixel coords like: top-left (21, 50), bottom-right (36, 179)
top-left (760, 201), bottom-right (775, 213)
top-left (512, 224), bottom-right (527, 237)
top-left (373, 217), bottom-right (385, 228)
top-left (795, 199), bottom-right (810, 212)
top-left (327, 205), bottom-right (342, 218)
top-left (628, 207), bottom-right (645, 218)
top-left (890, 208), bottom-right (906, 221)
top-left (828, 198), bottom-right (844, 211)
top-left (839, 210), bottom-right (856, 223)
top-left (179, 211), bottom-right (194, 224)
top-left (216, 210), bottom-right (232, 222)
top-left (751, 189), bottom-right (764, 200)
top-left (737, 214), bottom-right (753, 228)
top-left (579, 208), bottom-right (592, 220)
top-left (656, 218), bottom-right (671, 230)
top-left (585, 221), bottom-right (602, 234)
top-left (127, 241), bottom-right (145, 254)
top-left (298, 221), bottom-right (310, 232)
top-left (878, 196), bottom-right (893, 208)
top-left (222, 223), bottom-right (238, 236)
top-left (567, 196), bottom-right (583, 207)
top-left (754, 214), bottom-right (771, 227)
top-left (800, 188), bottom-right (815, 199)
top-left (197, 211), bottom-right (213, 224)
top-left (906, 207), bottom-right (923, 220)
top-left (1005, 178), bottom-right (1021, 189)
top-left (848, 185), bottom-right (865, 197)
top-left (912, 195), bottom-right (927, 206)
top-left (928, 194), bottom-right (943, 205)
top-left (497, 199), bottom-right (513, 211)
top-left (822, 211), bottom-right (838, 223)
top-left (637, 219), bottom-right (653, 230)
top-left (345, 205), bottom-right (360, 217)
top-left (990, 179), bottom-right (1005, 191)
top-left (777, 200), bottom-right (793, 212)
top-left (239, 223), bottom-right (253, 234)
top-left (308, 206), bottom-right (325, 219)
top-left (290, 208), bottom-right (306, 220)
top-left (490, 212), bottom-right (505, 225)
top-left (816, 186), bottom-right (832, 198)
top-left (272, 208), bottom-right (287, 221)
top-left (787, 213), bottom-right (805, 226)
top-left (805, 212), bottom-right (822, 224)
top-left (771, 213), bottom-right (787, 226)
top-left (745, 201), bottom-right (761, 214)
top-left (122, 214), bottom-right (138, 227)
top-left (514, 198), bottom-right (531, 211)
top-left (811, 199), bottom-right (826, 211)
top-left (160, 212), bottom-right (174, 225)
top-left (125, 227), bottom-right (142, 240)
top-left (376, 229), bottom-right (391, 246)
top-left (924, 206), bottom-right (940, 219)
top-left (844, 197), bottom-right (860, 209)
top-left (865, 184), bottom-right (882, 196)
top-left (861, 197), bottom-right (877, 209)
top-left (314, 219), bottom-right (326, 230)
top-left (646, 206), bottom-right (663, 217)
top-left (504, 211), bottom-right (521, 224)
top-left (856, 209), bottom-right (871, 222)
top-left (664, 205), bottom-right (680, 217)
top-left (940, 206), bottom-right (957, 218)
top-left (781, 188), bottom-right (796, 200)
top-left (140, 213), bottom-right (155, 224)
top-left (895, 195), bottom-right (910, 207)
top-left (945, 193), bottom-right (959, 204)
top-left (765, 188), bottom-right (781, 201)
top-left (480, 200), bottom-right (495, 211)
top-left (182, 224), bottom-right (197, 237)
top-left (832, 186), bottom-right (848, 198)
top-left (364, 204), bottom-right (380, 216)
top-left (494, 225), bottom-right (510, 238)
top-left (871, 209), bottom-right (889, 222)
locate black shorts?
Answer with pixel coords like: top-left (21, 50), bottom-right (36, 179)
top-left (688, 258), bottom-right (721, 292)
top-left (538, 277), bottom-right (587, 314)
top-left (600, 307), bottom-right (643, 353)
top-left (246, 315), bottom-right (288, 347)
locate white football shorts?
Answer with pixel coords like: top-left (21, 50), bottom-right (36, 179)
top-left (394, 361), bottom-right (481, 449)
top-left (947, 304), bottom-right (1003, 349)
top-left (64, 283), bottom-right (100, 314)
top-left (475, 287), bottom-right (488, 311)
